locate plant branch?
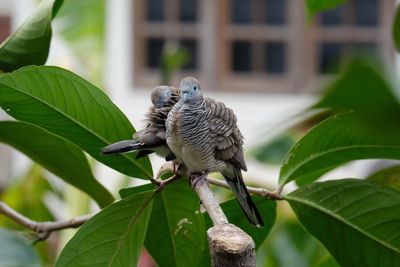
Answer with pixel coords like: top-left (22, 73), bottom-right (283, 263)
top-left (0, 201), bottom-right (92, 241)
top-left (207, 177), bottom-right (283, 200)
top-left (192, 175), bottom-right (228, 225)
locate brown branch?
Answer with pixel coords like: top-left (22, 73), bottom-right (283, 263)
top-left (0, 201), bottom-right (92, 241)
top-left (207, 177), bottom-right (283, 200)
top-left (193, 176), bottom-right (228, 225)
top-left (192, 175), bottom-right (256, 267)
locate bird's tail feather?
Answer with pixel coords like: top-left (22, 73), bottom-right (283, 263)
top-left (101, 140), bottom-right (142, 155)
top-left (223, 168), bottom-right (264, 227)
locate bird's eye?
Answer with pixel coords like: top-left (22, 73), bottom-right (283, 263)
top-left (193, 86), bottom-right (197, 91)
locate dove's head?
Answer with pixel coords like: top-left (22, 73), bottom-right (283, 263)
top-left (151, 86), bottom-right (173, 108)
top-left (180, 77), bottom-right (202, 103)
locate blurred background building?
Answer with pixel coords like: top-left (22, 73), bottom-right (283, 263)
top-left (131, 0), bottom-right (394, 93)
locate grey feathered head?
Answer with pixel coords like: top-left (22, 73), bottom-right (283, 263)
top-left (151, 86), bottom-right (173, 108)
top-left (180, 77), bottom-right (202, 102)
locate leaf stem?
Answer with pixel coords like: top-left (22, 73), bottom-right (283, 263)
top-left (207, 177), bottom-right (284, 200)
top-left (0, 201), bottom-right (92, 242)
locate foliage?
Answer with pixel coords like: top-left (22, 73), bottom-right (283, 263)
top-left (305, 0), bottom-right (347, 20)
top-left (0, 1), bottom-right (399, 266)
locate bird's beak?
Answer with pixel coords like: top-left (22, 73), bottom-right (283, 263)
top-left (181, 91), bottom-right (189, 102)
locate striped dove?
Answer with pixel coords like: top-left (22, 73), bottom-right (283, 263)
top-left (101, 85), bottom-right (180, 161)
top-left (166, 77), bottom-right (264, 227)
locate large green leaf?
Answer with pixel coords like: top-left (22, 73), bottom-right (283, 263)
top-left (0, 121), bottom-right (113, 207)
top-left (0, 0), bottom-right (62, 72)
top-left (306, 0), bottom-right (347, 19)
top-left (314, 61), bottom-right (400, 130)
top-left (120, 180), bottom-right (205, 267)
top-left (199, 196), bottom-right (276, 267)
top-left (393, 5), bottom-right (400, 52)
top-left (56, 190), bottom-right (154, 267)
top-left (0, 66), bottom-right (152, 179)
top-left (367, 165), bottom-right (400, 191)
top-left (279, 112), bottom-right (400, 185)
top-left (0, 228), bottom-right (41, 267)
top-left (286, 179), bottom-right (400, 267)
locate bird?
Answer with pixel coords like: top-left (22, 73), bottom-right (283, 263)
top-left (101, 85), bottom-right (180, 161)
top-left (166, 77), bottom-right (264, 227)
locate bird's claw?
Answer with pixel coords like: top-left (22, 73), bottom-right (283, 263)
top-left (189, 170), bottom-right (209, 190)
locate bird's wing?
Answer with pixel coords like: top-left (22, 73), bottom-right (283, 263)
top-left (206, 98), bottom-right (247, 171)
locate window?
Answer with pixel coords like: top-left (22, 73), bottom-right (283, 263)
top-left (265, 42), bottom-right (286, 74)
top-left (319, 42), bottom-right (343, 74)
top-left (232, 41), bottom-right (252, 72)
top-left (180, 39), bottom-right (198, 70)
top-left (146, 0), bottom-right (164, 22)
top-left (231, 0), bottom-right (251, 24)
top-left (227, 0), bottom-right (289, 79)
top-left (320, 0), bottom-right (379, 27)
top-left (265, 0), bottom-right (286, 25)
top-left (133, 0), bottom-right (200, 87)
top-left (146, 38), bottom-right (165, 69)
top-left (179, 0), bottom-right (198, 22)
top-left (316, 0), bottom-right (386, 76)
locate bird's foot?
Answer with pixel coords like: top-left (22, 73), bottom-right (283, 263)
top-left (189, 170), bottom-right (209, 190)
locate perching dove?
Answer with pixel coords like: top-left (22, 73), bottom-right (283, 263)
top-left (166, 77), bottom-right (264, 227)
top-left (102, 85), bottom-right (180, 161)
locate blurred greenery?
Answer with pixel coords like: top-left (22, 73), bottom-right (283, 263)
top-left (306, 0), bottom-right (347, 20)
top-left (0, 165), bottom-right (57, 266)
top-left (0, 228), bottom-right (41, 267)
top-left (251, 132), bottom-right (297, 165)
top-left (257, 211), bottom-right (338, 267)
top-left (367, 165), bottom-right (400, 191)
top-left (393, 5), bottom-right (400, 52)
top-left (160, 43), bottom-right (190, 85)
top-left (55, 0), bottom-right (105, 83)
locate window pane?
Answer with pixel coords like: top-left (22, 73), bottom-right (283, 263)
top-left (231, 0), bottom-right (252, 24)
top-left (319, 42), bottom-right (342, 74)
top-left (0, 16), bottom-right (10, 43)
top-left (265, 0), bottom-right (286, 25)
top-left (147, 38), bottom-right (165, 69)
top-left (232, 41), bottom-right (252, 72)
top-left (147, 0), bottom-right (165, 22)
top-left (180, 0), bottom-right (198, 22)
top-left (180, 39), bottom-right (198, 70)
top-left (351, 42), bottom-right (379, 58)
top-left (265, 42), bottom-right (286, 74)
top-left (321, 5), bottom-right (345, 26)
top-left (355, 0), bottom-right (378, 26)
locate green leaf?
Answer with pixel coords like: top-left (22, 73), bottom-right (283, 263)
top-left (306, 0), bottom-right (347, 19)
top-left (0, 0), bottom-right (62, 72)
top-left (56, 191), bottom-right (154, 267)
top-left (367, 165), bottom-right (400, 191)
top-left (0, 66), bottom-right (152, 179)
top-left (279, 112), bottom-right (400, 185)
top-left (121, 180), bottom-right (205, 267)
top-left (52, 0), bottom-right (65, 18)
top-left (0, 228), bottom-right (40, 267)
top-left (314, 61), bottom-right (400, 130)
top-left (286, 179), bottom-right (400, 267)
top-left (0, 121), bottom-right (113, 207)
top-left (393, 5), bottom-right (400, 52)
top-left (199, 196), bottom-right (276, 266)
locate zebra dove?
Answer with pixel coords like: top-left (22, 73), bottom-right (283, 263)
top-left (166, 77), bottom-right (264, 227)
top-left (102, 85), bottom-right (180, 161)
